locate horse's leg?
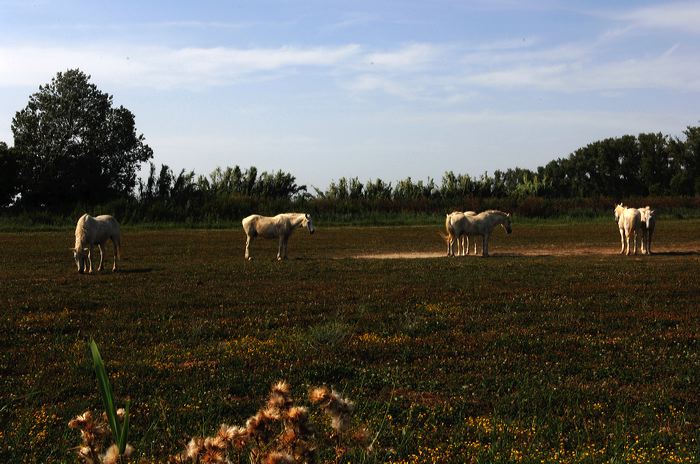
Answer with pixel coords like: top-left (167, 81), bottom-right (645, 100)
top-left (625, 228), bottom-right (631, 256)
top-left (633, 230), bottom-right (639, 255)
top-left (618, 227), bottom-right (625, 254)
top-left (97, 243), bottom-right (104, 271)
top-left (482, 234), bottom-right (488, 257)
top-left (473, 236), bottom-right (478, 255)
top-left (282, 237), bottom-right (289, 260)
top-left (645, 229), bottom-right (652, 255)
top-left (245, 235), bottom-right (252, 260)
top-left (87, 246), bottom-right (93, 273)
top-left (111, 238), bottom-right (119, 271)
top-left (277, 236), bottom-right (284, 260)
top-left (646, 231), bottom-right (651, 255)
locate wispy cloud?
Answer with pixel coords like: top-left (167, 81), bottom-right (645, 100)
top-left (363, 43), bottom-right (441, 69)
top-left (617, 1), bottom-right (700, 34)
top-left (346, 74), bottom-right (417, 99)
top-left (0, 44), bottom-right (361, 89)
top-left (460, 44), bottom-right (700, 92)
top-left (2, 29), bottom-right (700, 99)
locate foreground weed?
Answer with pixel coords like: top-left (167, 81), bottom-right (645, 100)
top-left (170, 381), bottom-right (371, 464)
top-left (68, 340), bottom-right (133, 464)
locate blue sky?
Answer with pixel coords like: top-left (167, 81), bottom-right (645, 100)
top-left (1, 1), bottom-right (699, 188)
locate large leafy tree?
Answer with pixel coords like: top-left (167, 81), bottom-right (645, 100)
top-left (12, 69), bottom-right (153, 209)
top-left (0, 141), bottom-right (19, 207)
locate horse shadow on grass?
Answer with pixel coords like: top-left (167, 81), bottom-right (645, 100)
top-left (115, 267), bottom-right (155, 274)
top-left (650, 251), bottom-right (700, 257)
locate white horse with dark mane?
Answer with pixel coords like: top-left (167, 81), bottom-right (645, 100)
top-left (242, 213), bottom-right (315, 260)
top-left (445, 210), bottom-right (512, 257)
top-left (72, 214), bottom-right (121, 273)
top-left (638, 206), bottom-right (656, 255)
top-left (614, 204), bottom-right (642, 255)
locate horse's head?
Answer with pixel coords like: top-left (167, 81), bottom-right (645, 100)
top-left (303, 213), bottom-right (315, 234)
top-left (502, 213), bottom-right (513, 234)
top-left (72, 247), bottom-right (88, 273)
top-left (642, 208), bottom-right (655, 228)
top-left (614, 203), bottom-right (625, 222)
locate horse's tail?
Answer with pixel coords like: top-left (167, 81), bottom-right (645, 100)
top-left (437, 231), bottom-right (450, 244)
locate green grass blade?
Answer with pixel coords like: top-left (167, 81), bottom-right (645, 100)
top-left (89, 340), bottom-right (121, 443)
top-left (118, 400), bottom-right (130, 453)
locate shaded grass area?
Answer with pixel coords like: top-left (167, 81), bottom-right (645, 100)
top-left (1, 222), bottom-right (699, 462)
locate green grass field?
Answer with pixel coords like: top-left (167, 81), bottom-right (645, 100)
top-left (1, 221), bottom-right (699, 463)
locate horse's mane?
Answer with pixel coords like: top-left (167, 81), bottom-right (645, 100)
top-left (75, 214), bottom-right (90, 241)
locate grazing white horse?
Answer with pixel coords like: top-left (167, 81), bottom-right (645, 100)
top-left (614, 204), bottom-right (642, 256)
top-left (72, 214), bottom-right (121, 273)
top-left (446, 210), bottom-right (512, 257)
top-left (638, 206), bottom-right (656, 255)
top-left (242, 213), bottom-right (315, 260)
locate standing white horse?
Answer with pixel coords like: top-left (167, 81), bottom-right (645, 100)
top-left (242, 213), bottom-right (315, 260)
top-left (445, 211), bottom-right (476, 256)
top-left (72, 214), bottom-right (121, 273)
top-left (638, 206), bottom-right (656, 255)
top-left (446, 210), bottom-right (512, 257)
top-left (459, 211), bottom-right (478, 255)
top-left (614, 204), bottom-right (642, 255)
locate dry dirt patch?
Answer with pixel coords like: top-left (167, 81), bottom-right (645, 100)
top-left (353, 244), bottom-right (699, 259)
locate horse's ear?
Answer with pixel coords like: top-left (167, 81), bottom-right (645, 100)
top-left (305, 213), bottom-right (310, 219)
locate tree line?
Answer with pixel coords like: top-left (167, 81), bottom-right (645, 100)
top-left (0, 69), bottom-right (699, 221)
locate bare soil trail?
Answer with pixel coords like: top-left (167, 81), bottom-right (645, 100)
top-left (353, 243), bottom-right (700, 259)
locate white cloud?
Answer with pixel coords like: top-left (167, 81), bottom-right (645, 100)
top-left (346, 74), bottom-right (416, 99)
top-left (460, 47), bottom-right (700, 92)
top-left (2, 32), bottom-right (699, 101)
top-left (619, 1), bottom-right (700, 34)
top-left (0, 44), bottom-right (362, 89)
top-left (363, 43), bottom-right (440, 69)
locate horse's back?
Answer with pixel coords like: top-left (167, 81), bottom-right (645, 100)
top-left (242, 214), bottom-right (262, 235)
top-left (243, 214), bottom-right (282, 238)
top-left (95, 214), bottom-right (119, 225)
top-left (623, 208), bottom-right (641, 227)
top-left (94, 215), bottom-right (120, 241)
